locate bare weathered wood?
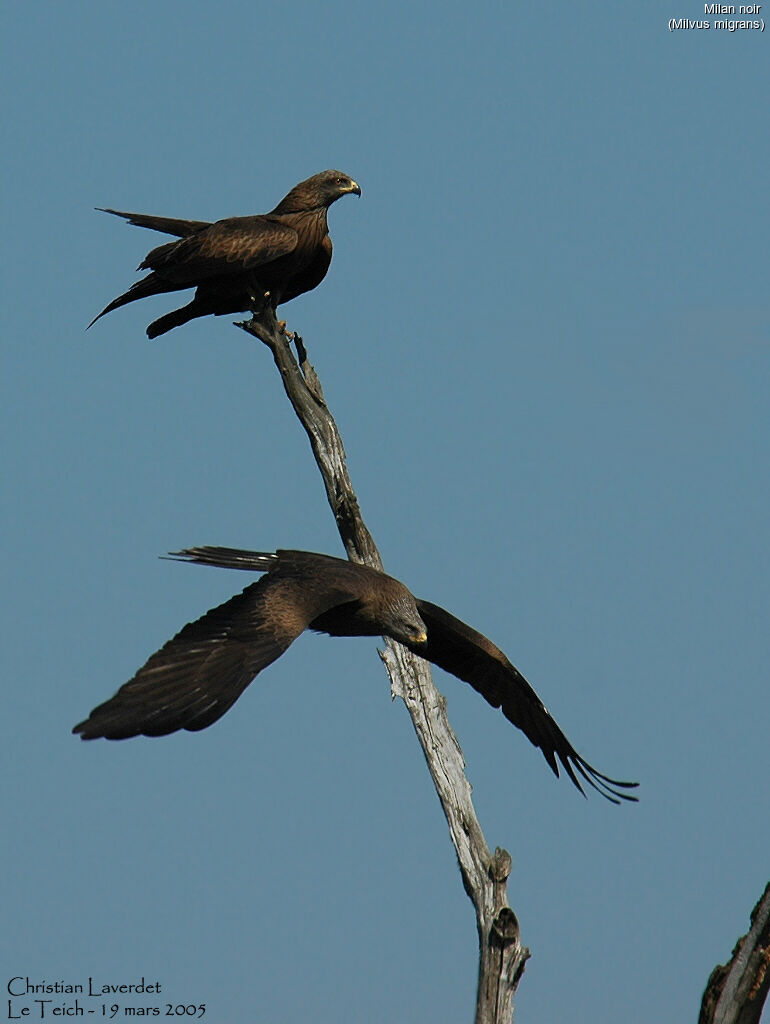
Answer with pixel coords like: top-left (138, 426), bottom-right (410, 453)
top-left (237, 308), bottom-right (529, 1023)
top-left (699, 881), bottom-right (770, 1024)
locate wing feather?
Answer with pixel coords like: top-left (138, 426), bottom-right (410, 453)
top-left (73, 566), bottom-right (354, 741)
top-left (411, 600), bottom-right (638, 803)
top-left (97, 208), bottom-right (211, 238)
top-left (140, 217), bottom-right (299, 282)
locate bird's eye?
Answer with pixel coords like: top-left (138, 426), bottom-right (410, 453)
top-left (335, 177), bottom-right (345, 185)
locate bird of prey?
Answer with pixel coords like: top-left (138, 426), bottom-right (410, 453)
top-left (73, 547), bottom-right (638, 804)
top-left (88, 170), bottom-right (361, 338)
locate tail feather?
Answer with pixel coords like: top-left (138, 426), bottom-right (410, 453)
top-left (97, 207), bottom-right (210, 238)
top-left (146, 302), bottom-right (202, 339)
top-left (87, 273), bottom-right (180, 331)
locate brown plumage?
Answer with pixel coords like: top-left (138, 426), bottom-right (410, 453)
top-left (73, 547), bottom-right (638, 804)
top-left (88, 170), bottom-right (361, 338)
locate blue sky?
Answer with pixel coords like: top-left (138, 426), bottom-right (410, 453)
top-left (2, 2), bottom-right (768, 1022)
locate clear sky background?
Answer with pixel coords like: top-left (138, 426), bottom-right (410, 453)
top-left (2, 3), bottom-right (768, 1022)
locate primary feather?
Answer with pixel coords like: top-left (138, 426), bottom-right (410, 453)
top-left (73, 547), bottom-right (638, 804)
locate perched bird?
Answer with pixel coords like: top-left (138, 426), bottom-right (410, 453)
top-left (73, 547), bottom-right (638, 804)
top-left (88, 170), bottom-right (361, 338)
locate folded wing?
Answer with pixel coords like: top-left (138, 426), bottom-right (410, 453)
top-left (140, 217), bottom-right (299, 284)
top-left (97, 207), bottom-right (212, 238)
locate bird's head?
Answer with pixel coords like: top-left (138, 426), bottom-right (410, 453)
top-left (274, 170), bottom-right (361, 214)
top-left (386, 593), bottom-right (428, 647)
top-left (317, 169), bottom-right (362, 205)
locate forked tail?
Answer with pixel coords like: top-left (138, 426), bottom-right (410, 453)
top-left (87, 273), bottom-right (180, 331)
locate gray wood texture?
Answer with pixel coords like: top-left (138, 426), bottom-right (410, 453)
top-left (699, 882), bottom-right (770, 1024)
top-left (238, 308), bottom-right (529, 1023)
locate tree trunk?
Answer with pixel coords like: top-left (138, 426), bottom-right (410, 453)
top-left (237, 309), bottom-right (529, 1023)
top-left (699, 881), bottom-right (770, 1024)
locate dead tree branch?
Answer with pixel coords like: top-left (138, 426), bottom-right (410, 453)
top-left (699, 881), bottom-right (770, 1024)
top-left (237, 309), bottom-right (529, 1023)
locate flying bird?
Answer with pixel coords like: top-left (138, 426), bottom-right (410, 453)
top-left (88, 170), bottom-right (361, 338)
top-left (73, 547), bottom-right (638, 804)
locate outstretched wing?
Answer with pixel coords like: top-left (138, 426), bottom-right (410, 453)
top-left (73, 562), bottom-right (358, 741)
top-left (140, 216), bottom-right (299, 284)
top-left (410, 600), bottom-right (638, 803)
top-left (97, 207), bottom-right (212, 238)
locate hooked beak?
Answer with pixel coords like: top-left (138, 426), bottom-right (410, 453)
top-left (410, 631), bottom-right (428, 645)
top-left (346, 180), bottom-right (362, 197)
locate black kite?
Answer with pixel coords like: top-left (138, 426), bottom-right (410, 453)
top-left (88, 170), bottom-right (361, 338)
top-left (73, 548), bottom-right (638, 803)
